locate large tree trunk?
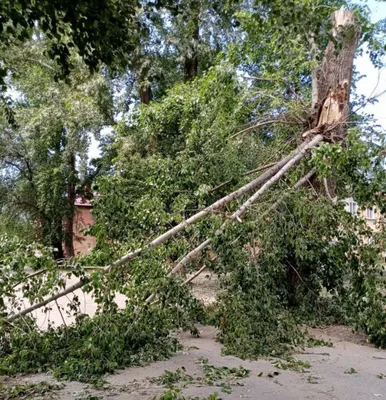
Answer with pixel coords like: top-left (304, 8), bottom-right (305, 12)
top-left (309, 10), bottom-right (360, 197)
top-left (310, 9), bottom-right (360, 135)
top-left (138, 63), bottom-right (153, 105)
top-left (184, 1), bottom-right (199, 82)
top-left (63, 153), bottom-right (75, 258)
top-left (133, 53), bottom-right (153, 105)
top-left (51, 217), bottom-right (64, 260)
top-left (285, 10), bottom-right (361, 295)
top-left (139, 83), bottom-right (153, 105)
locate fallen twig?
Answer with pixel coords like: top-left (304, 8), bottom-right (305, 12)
top-left (182, 265), bottom-right (208, 286)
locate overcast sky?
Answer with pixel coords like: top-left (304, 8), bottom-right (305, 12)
top-left (355, 0), bottom-right (386, 128)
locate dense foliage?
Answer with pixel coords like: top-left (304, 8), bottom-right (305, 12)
top-left (1, 0), bottom-right (386, 387)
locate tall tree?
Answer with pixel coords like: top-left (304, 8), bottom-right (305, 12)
top-left (0, 39), bottom-right (112, 257)
top-left (0, 0), bottom-right (139, 89)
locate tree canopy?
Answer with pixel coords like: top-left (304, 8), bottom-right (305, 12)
top-left (1, 0), bottom-right (386, 388)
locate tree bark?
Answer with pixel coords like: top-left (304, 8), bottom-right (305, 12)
top-left (308, 9), bottom-right (359, 195)
top-left (138, 63), bottom-right (153, 104)
top-left (139, 83), bottom-right (153, 105)
top-left (51, 217), bottom-right (64, 260)
top-left (184, 1), bottom-right (199, 81)
top-left (310, 10), bottom-right (360, 135)
top-left (63, 153), bottom-right (75, 258)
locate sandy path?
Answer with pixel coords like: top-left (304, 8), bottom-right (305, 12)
top-left (8, 275), bottom-right (128, 330)
top-left (6, 325), bottom-right (386, 400)
top-left (4, 274), bottom-right (386, 399)
top-left (8, 272), bottom-right (217, 329)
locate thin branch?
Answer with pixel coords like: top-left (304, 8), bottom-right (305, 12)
top-left (293, 168), bottom-right (317, 189)
top-left (259, 168), bottom-right (316, 220)
top-left (245, 162), bottom-right (277, 176)
top-left (7, 279), bottom-right (88, 323)
top-left (287, 260), bottom-right (305, 284)
top-left (231, 134), bottom-right (324, 221)
top-left (169, 238), bottom-right (212, 278)
top-left (144, 239), bottom-right (212, 304)
top-left (182, 265), bottom-right (208, 286)
top-left (230, 119), bottom-right (297, 139)
top-left (208, 162), bottom-right (277, 193)
top-left (239, 75), bottom-right (306, 104)
top-left (12, 269), bottom-right (46, 288)
top-left (323, 177), bottom-right (334, 202)
top-left (29, 58), bottom-right (56, 72)
top-left (55, 299), bottom-right (67, 327)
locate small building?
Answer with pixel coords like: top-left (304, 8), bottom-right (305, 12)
top-left (73, 197), bottom-right (96, 255)
top-left (344, 197), bottom-right (378, 229)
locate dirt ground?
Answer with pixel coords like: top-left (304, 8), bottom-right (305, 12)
top-left (4, 324), bottom-right (386, 400)
top-left (3, 273), bottom-right (386, 399)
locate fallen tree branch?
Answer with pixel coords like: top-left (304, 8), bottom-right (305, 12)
top-left (259, 168), bottom-right (316, 220)
top-left (323, 177), bottom-right (334, 202)
top-left (209, 162), bottom-right (277, 193)
top-left (8, 129), bottom-right (323, 322)
top-left (7, 149), bottom-right (297, 321)
top-left (232, 134), bottom-right (323, 221)
top-left (245, 162), bottom-right (277, 176)
top-left (182, 265), bottom-right (208, 286)
top-left (105, 152), bottom-right (297, 272)
top-left (158, 145), bottom-right (321, 282)
top-left (55, 299), bottom-right (67, 327)
top-left (12, 269), bottom-right (47, 288)
top-left (293, 168), bottom-right (317, 189)
top-left (146, 168), bottom-right (317, 305)
top-left (7, 279), bottom-right (88, 323)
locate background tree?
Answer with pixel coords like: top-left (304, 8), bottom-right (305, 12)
top-left (0, 0), bottom-right (139, 89)
top-left (0, 38), bottom-right (112, 257)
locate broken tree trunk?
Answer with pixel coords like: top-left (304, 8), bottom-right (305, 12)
top-left (184, 0), bottom-right (199, 81)
top-left (308, 9), bottom-right (359, 195)
top-left (310, 9), bottom-right (359, 136)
